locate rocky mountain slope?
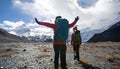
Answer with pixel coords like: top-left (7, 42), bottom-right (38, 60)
top-left (0, 28), bottom-right (30, 43)
top-left (88, 21), bottom-right (120, 42)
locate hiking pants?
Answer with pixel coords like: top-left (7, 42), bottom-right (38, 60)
top-left (73, 45), bottom-right (80, 61)
top-left (53, 44), bottom-right (67, 69)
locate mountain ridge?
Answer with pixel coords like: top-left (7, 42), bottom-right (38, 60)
top-left (0, 28), bottom-right (31, 43)
top-left (87, 21), bottom-right (120, 42)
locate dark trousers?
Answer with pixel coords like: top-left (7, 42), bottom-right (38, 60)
top-left (53, 44), bottom-right (67, 69)
top-left (73, 45), bottom-right (80, 61)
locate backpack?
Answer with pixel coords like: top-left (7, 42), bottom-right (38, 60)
top-left (54, 18), bottom-right (69, 41)
top-left (73, 30), bottom-right (81, 42)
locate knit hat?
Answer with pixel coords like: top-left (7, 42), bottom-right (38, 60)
top-left (73, 27), bottom-right (77, 30)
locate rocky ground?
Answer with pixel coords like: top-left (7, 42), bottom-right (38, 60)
top-left (0, 42), bottom-right (120, 69)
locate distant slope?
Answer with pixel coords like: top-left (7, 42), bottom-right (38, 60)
top-left (0, 28), bottom-right (31, 43)
top-left (88, 21), bottom-right (120, 42)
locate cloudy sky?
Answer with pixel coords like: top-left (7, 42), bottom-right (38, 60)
top-left (0, 0), bottom-right (120, 41)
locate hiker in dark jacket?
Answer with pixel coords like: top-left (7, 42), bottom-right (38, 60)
top-left (71, 27), bottom-right (82, 63)
top-left (35, 16), bottom-right (79, 69)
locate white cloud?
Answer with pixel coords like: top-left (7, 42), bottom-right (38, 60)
top-left (12, 0), bottom-right (120, 29)
top-left (12, 0), bottom-right (83, 21)
top-left (3, 20), bottom-right (24, 29)
top-left (2, 0), bottom-right (119, 41)
top-left (1, 20), bottom-right (53, 37)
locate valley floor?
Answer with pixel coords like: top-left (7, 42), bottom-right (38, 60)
top-left (0, 42), bottom-right (120, 69)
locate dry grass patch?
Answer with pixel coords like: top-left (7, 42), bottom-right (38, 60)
top-left (0, 51), bottom-right (19, 57)
top-left (108, 54), bottom-right (120, 63)
top-left (35, 54), bottom-right (51, 58)
top-left (95, 42), bottom-right (120, 44)
top-left (37, 47), bottom-right (52, 52)
top-left (84, 48), bottom-right (94, 53)
top-left (95, 54), bottom-right (111, 59)
top-left (67, 47), bottom-right (73, 53)
top-left (0, 47), bottom-right (19, 57)
top-left (80, 58), bottom-right (92, 63)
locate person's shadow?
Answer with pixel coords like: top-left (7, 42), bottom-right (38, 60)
top-left (79, 60), bottom-right (101, 69)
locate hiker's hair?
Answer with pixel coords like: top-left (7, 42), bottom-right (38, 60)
top-left (55, 16), bottom-right (62, 23)
top-left (55, 16), bottom-right (62, 20)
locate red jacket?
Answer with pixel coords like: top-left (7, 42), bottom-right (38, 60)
top-left (38, 20), bottom-right (78, 45)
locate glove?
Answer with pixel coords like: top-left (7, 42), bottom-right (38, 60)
top-left (35, 18), bottom-right (39, 23)
top-left (75, 16), bottom-right (79, 21)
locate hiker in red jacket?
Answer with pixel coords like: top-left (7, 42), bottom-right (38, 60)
top-left (71, 27), bottom-right (82, 64)
top-left (35, 16), bottom-right (79, 69)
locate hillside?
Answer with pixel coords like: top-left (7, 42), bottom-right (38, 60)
top-left (0, 28), bottom-right (30, 43)
top-left (88, 21), bottom-right (120, 42)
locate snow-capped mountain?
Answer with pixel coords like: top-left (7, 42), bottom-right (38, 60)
top-left (15, 24), bottom-right (31, 36)
top-left (2, 18), bottom-right (120, 42)
top-left (0, 28), bottom-right (30, 43)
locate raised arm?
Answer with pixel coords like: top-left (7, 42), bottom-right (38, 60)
top-left (35, 18), bottom-right (54, 28)
top-left (69, 16), bottom-right (79, 28)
